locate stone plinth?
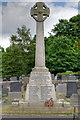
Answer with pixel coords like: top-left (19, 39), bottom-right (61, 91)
top-left (26, 67), bottom-right (56, 102)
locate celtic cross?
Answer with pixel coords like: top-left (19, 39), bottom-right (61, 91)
top-left (31, 2), bottom-right (50, 22)
top-left (30, 2), bottom-right (50, 67)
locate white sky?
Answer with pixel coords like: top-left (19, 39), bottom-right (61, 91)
top-left (0, 0), bottom-right (79, 49)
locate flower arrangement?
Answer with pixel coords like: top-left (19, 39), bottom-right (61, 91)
top-left (45, 98), bottom-right (54, 107)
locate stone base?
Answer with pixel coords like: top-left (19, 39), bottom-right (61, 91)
top-left (26, 84), bottom-right (56, 101)
top-left (25, 67), bottom-right (56, 102)
top-left (12, 99), bottom-right (71, 111)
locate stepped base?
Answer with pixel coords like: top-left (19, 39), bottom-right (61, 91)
top-left (25, 67), bottom-right (56, 102)
top-left (12, 99), bottom-right (71, 111)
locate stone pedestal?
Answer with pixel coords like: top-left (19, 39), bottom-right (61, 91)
top-left (26, 67), bottom-right (56, 103)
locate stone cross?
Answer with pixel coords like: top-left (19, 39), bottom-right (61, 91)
top-left (31, 2), bottom-right (50, 67)
top-left (25, 4), bottom-right (56, 102)
top-left (31, 2), bottom-right (50, 22)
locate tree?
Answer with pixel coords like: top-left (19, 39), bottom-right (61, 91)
top-left (2, 25), bottom-right (35, 78)
top-left (73, 37), bottom-right (80, 53)
top-left (45, 36), bottom-right (78, 75)
top-left (51, 14), bottom-right (80, 44)
top-left (73, 37), bottom-right (80, 73)
top-left (0, 46), bottom-right (4, 79)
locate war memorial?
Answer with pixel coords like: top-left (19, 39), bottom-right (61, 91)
top-left (25, 2), bottom-right (56, 105)
top-left (1, 2), bottom-right (80, 119)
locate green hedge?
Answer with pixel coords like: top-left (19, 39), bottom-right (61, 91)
top-left (57, 71), bottom-right (79, 76)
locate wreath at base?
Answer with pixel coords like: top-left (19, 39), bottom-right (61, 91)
top-left (45, 98), bottom-right (54, 107)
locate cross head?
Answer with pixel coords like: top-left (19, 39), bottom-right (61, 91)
top-left (31, 2), bottom-right (50, 22)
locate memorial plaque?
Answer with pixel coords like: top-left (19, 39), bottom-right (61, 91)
top-left (56, 83), bottom-right (67, 96)
top-left (41, 86), bottom-right (52, 100)
top-left (29, 86), bottom-right (39, 100)
top-left (26, 84), bottom-right (56, 101)
top-left (10, 82), bottom-right (21, 92)
top-left (66, 82), bottom-right (77, 98)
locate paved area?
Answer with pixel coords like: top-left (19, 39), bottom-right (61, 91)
top-left (2, 114), bottom-right (73, 118)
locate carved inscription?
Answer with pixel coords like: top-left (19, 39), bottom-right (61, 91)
top-left (41, 86), bottom-right (52, 100)
top-left (29, 86), bottom-right (39, 100)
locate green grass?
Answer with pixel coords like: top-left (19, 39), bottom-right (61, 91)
top-left (4, 99), bottom-right (8, 103)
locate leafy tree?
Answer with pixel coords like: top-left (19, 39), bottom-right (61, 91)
top-left (2, 25), bottom-right (35, 78)
top-left (73, 37), bottom-right (80, 53)
top-left (0, 46), bottom-right (4, 53)
top-left (73, 37), bottom-right (80, 73)
top-left (51, 14), bottom-right (80, 44)
top-left (0, 46), bottom-right (4, 79)
top-left (45, 36), bottom-right (78, 75)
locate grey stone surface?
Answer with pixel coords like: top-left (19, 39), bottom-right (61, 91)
top-left (29, 71), bottom-right (52, 85)
top-left (56, 82), bottom-right (79, 98)
top-left (10, 82), bottom-right (21, 92)
top-left (56, 83), bottom-right (67, 96)
top-left (2, 88), bottom-right (9, 97)
top-left (2, 81), bottom-right (10, 88)
top-left (2, 114), bottom-right (73, 119)
top-left (21, 75), bottom-right (29, 92)
top-left (77, 82), bottom-right (80, 94)
top-left (10, 76), bottom-right (17, 81)
top-left (26, 84), bottom-right (56, 101)
top-left (8, 92), bottom-right (22, 101)
top-left (31, 2), bottom-right (50, 22)
top-left (66, 82), bottom-right (77, 98)
top-left (26, 70), bottom-right (56, 101)
top-left (62, 75), bottom-right (77, 82)
top-left (62, 75), bottom-right (67, 81)
top-left (35, 22), bottom-right (45, 67)
top-left (31, 2), bottom-right (50, 67)
top-left (70, 94), bottom-right (80, 105)
top-left (67, 75), bottom-right (76, 81)
top-left (51, 74), bottom-right (54, 80)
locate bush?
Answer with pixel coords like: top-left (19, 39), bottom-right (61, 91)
top-left (57, 71), bottom-right (78, 76)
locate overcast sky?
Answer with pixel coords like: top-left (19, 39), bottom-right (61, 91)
top-left (0, 0), bottom-right (79, 49)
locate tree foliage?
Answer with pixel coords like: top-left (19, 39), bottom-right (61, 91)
top-left (2, 25), bottom-right (35, 78)
top-left (51, 14), bottom-right (80, 43)
top-left (45, 36), bottom-right (78, 75)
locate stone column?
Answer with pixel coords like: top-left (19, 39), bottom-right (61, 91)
top-left (35, 22), bottom-right (45, 67)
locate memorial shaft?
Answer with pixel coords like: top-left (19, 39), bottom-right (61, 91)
top-left (30, 2), bottom-right (50, 67)
top-left (35, 22), bottom-right (45, 67)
